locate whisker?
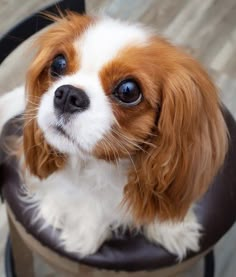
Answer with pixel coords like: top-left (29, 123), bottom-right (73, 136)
top-left (103, 135), bottom-right (120, 163)
top-left (100, 140), bottom-right (111, 162)
top-left (106, 132), bottom-right (138, 176)
top-left (111, 129), bottom-right (148, 154)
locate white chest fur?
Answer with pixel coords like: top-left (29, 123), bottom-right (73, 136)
top-left (23, 156), bottom-right (201, 259)
top-left (24, 157), bottom-right (131, 256)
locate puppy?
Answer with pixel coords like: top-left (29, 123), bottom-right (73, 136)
top-left (0, 13), bottom-right (228, 260)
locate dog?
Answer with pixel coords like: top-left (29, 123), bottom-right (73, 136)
top-left (0, 12), bottom-right (228, 260)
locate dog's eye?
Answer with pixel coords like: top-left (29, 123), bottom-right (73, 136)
top-left (50, 54), bottom-right (67, 77)
top-left (113, 80), bottom-right (142, 106)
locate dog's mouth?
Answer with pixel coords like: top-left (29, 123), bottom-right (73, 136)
top-left (52, 124), bottom-right (89, 155)
top-left (55, 125), bottom-right (71, 139)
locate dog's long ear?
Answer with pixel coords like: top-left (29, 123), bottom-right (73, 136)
top-left (124, 49), bottom-right (228, 223)
top-left (24, 48), bottom-right (65, 179)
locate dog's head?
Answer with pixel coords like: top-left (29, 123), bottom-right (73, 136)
top-left (24, 13), bottom-right (228, 222)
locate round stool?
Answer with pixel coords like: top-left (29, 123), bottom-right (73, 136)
top-left (0, 107), bottom-right (236, 277)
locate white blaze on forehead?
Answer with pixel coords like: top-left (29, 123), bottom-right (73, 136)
top-left (74, 18), bottom-right (150, 72)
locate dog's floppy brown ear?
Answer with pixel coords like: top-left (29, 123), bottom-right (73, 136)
top-left (124, 51), bottom-right (228, 223)
top-left (23, 48), bottom-right (65, 179)
top-left (23, 119), bottom-right (64, 179)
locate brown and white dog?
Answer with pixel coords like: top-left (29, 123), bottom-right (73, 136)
top-left (0, 13), bottom-right (228, 259)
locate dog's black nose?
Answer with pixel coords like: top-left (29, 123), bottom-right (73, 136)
top-left (54, 85), bottom-right (90, 114)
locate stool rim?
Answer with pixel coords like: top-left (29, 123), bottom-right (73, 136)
top-left (6, 203), bottom-right (214, 274)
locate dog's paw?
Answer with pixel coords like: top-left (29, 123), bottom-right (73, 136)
top-left (36, 194), bottom-right (65, 230)
top-left (32, 188), bottom-right (111, 257)
top-left (60, 219), bottom-right (110, 257)
top-left (144, 213), bottom-right (202, 261)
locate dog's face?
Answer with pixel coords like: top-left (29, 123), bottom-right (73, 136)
top-left (36, 16), bottom-right (156, 159)
top-left (24, 13), bottom-right (228, 223)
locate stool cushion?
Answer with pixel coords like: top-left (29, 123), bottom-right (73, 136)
top-left (1, 107), bottom-right (236, 271)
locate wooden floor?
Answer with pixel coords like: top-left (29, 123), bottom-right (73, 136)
top-left (0, 0), bottom-right (236, 276)
top-left (87, 0), bottom-right (236, 79)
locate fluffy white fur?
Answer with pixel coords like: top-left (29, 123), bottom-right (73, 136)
top-left (23, 155), bottom-right (201, 259)
top-left (76, 17), bottom-right (150, 72)
top-left (23, 157), bottom-right (131, 255)
top-left (0, 17), bottom-right (202, 260)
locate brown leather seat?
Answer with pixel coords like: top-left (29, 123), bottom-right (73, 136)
top-left (1, 107), bottom-right (236, 272)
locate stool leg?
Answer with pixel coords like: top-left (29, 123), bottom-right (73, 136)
top-left (8, 215), bottom-right (34, 277)
top-left (204, 250), bottom-right (215, 277)
top-left (5, 237), bottom-right (16, 277)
